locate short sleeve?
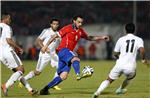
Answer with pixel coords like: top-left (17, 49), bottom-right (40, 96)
top-left (137, 38), bottom-right (144, 48)
top-left (38, 29), bottom-right (47, 40)
top-left (114, 38), bottom-right (121, 52)
top-left (81, 29), bottom-right (88, 39)
top-left (59, 26), bottom-right (69, 38)
top-left (5, 26), bottom-right (12, 38)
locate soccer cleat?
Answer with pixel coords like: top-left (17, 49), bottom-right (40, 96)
top-left (40, 88), bottom-right (50, 95)
top-left (92, 94), bottom-right (98, 98)
top-left (1, 84), bottom-right (8, 96)
top-left (29, 89), bottom-right (38, 95)
top-left (76, 74), bottom-right (81, 81)
top-left (18, 82), bottom-right (23, 88)
top-left (53, 86), bottom-right (62, 90)
top-left (81, 72), bottom-right (92, 78)
top-left (115, 87), bottom-right (127, 95)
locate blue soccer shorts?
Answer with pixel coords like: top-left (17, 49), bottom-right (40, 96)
top-left (57, 48), bottom-right (75, 75)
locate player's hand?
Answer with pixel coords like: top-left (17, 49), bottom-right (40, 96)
top-left (41, 46), bottom-right (47, 53)
top-left (102, 36), bottom-right (110, 41)
top-left (46, 48), bottom-right (50, 53)
top-left (141, 60), bottom-right (150, 67)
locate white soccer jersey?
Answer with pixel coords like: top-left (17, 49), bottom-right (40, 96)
top-left (35, 28), bottom-right (61, 71)
top-left (0, 23), bottom-right (22, 69)
top-left (38, 28), bottom-right (61, 53)
top-left (0, 23), bottom-right (13, 51)
top-left (114, 34), bottom-right (144, 69)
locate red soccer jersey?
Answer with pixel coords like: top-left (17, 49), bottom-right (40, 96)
top-left (57, 24), bottom-right (88, 51)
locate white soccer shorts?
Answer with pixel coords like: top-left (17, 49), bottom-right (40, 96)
top-left (36, 52), bottom-right (58, 72)
top-left (109, 64), bottom-right (136, 80)
top-left (0, 50), bottom-right (22, 69)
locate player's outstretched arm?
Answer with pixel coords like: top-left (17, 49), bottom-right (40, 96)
top-left (87, 35), bottom-right (109, 41)
top-left (6, 38), bottom-right (23, 54)
top-left (41, 34), bottom-right (59, 53)
top-left (139, 47), bottom-right (150, 67)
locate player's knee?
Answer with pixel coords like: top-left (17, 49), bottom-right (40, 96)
top-left (34, 70), bottom-right (41, 76)
top-left (60, 72), bottom-right (68, 80)
top-left (127, 73), bottom-right (136, 80)
top-left (71, 57), bottom-right (80, 63)
top-left (16, 66), bottom-right (25, 74)
top-left (107, 77), bottom-right (114, 83)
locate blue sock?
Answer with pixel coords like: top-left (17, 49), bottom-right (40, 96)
top-left (72, 60), bottom-right (80, 75)
top-left (44, 76), bottom-right (63, 90)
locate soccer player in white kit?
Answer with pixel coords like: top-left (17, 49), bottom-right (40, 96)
top-left (92, 23), bottom-right (150, 98)
top-left (0, 14), bottom-right (38, 96)
top-left (19, 18), bottom-right (61, 90)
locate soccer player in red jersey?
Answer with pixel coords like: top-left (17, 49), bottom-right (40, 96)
top-left (40, 15), bottom-right (109, 95)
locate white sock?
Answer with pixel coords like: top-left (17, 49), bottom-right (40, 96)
top-left (53, 71), bottom-right (58, 79)
top-left (5, 71), bottom-right (22, 88)
top-left (24, 71), bottom-right (35, 80)
top-left (19, 76), bottom-right (33, 91)
top-left (95, 80), bottom-right (110, 95)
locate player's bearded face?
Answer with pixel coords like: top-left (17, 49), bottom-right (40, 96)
top-left (74, 17), bottom-right (83, 29)
top-left (51, 21), bottom-right (59, 31)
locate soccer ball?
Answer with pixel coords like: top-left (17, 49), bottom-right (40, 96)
top-left (81, 66), bottom-right (94, 77)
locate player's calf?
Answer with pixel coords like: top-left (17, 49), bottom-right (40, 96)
top-left (71, 57), bottom-right (81, 79)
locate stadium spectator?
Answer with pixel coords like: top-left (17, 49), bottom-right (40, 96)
top-left (77, 45), bottom-right (86, 60)
top-left (89, 43), bottom-right (97, 60)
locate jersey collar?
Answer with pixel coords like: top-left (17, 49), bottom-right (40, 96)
top-left (127, 33), bottom-right (134, 36)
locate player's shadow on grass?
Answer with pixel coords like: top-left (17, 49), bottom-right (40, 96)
top-left (52, 88), bottom-right (112, 95)
top-left (1, 93), bottom-right (39, 98)
top-left (54, 91), bottom-right (112, 95)
top-left (101, 92), bottom-right (113, 95)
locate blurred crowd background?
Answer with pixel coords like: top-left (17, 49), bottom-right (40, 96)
top-left (1, 1), bottom-right (150, 60)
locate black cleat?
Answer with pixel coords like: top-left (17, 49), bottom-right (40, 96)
top-left (40, 88), bottom-right (50, 95)
top-left (29, 89), bottom-right (38, 96)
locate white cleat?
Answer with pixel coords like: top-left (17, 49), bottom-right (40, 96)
top-left (116, 87), bottom-right (127, 95)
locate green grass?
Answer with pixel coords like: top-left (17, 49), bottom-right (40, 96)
top-left (1, 60), bottom-right (150, 98)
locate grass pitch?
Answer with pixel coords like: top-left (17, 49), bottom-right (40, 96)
top-left (1, 60), bottom-right (150, 98)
